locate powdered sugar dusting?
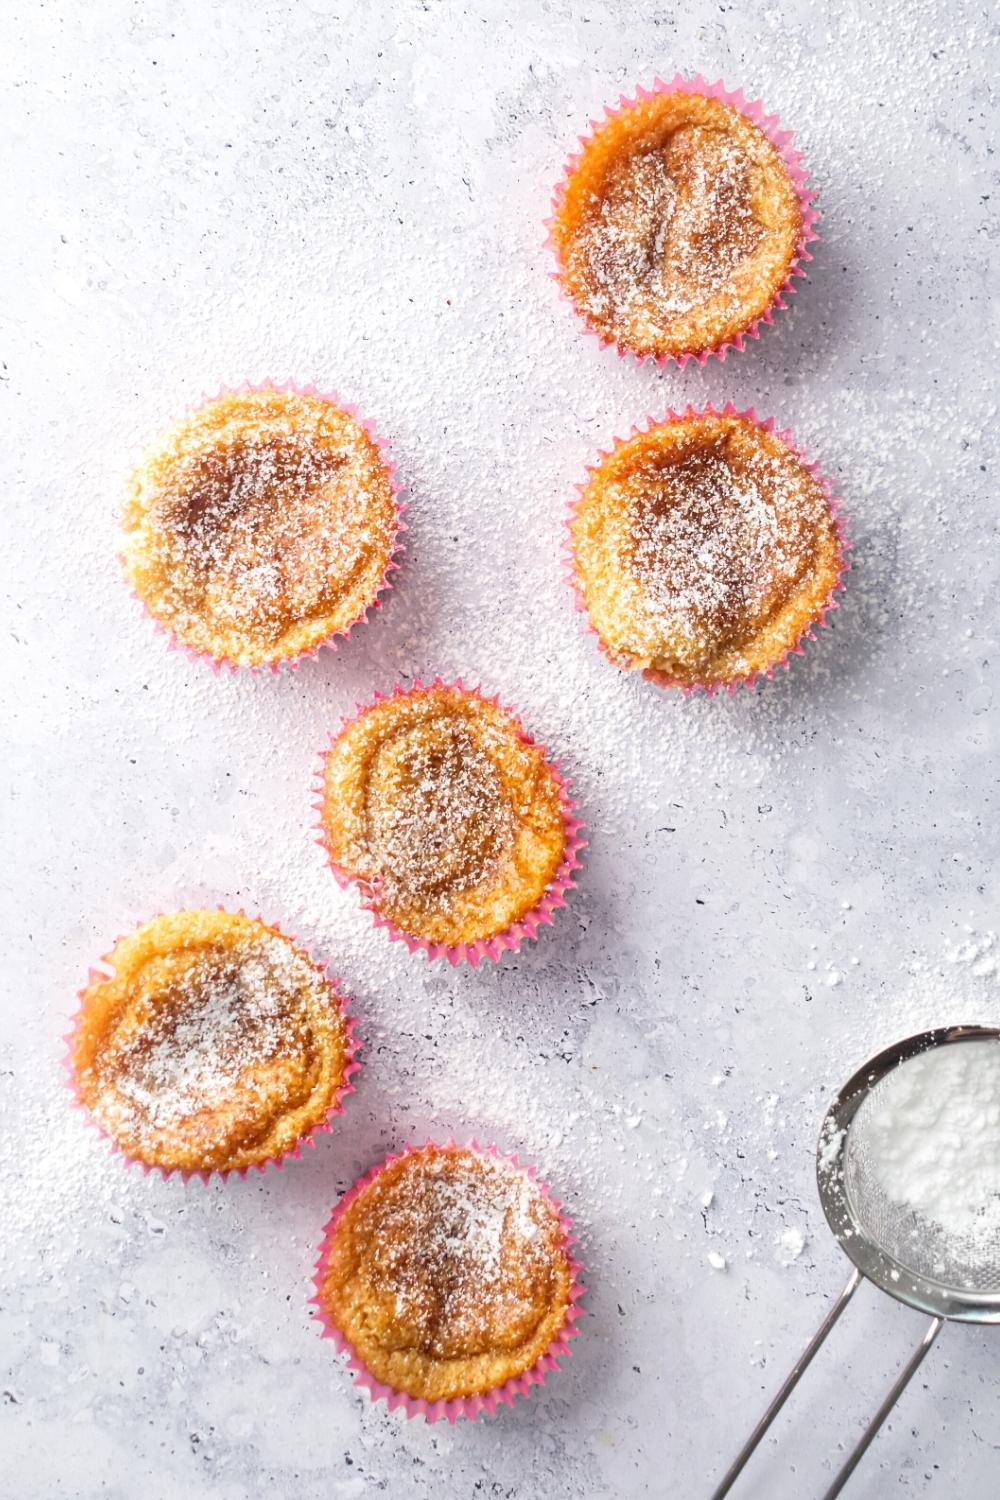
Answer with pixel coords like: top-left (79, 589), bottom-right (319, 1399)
top-left (578, 130), bottom-right (763, 333)
top-left (4, 0), bottom-right (999, 1491)
top-left (556, 85), bottom-right (805, 360)
top-left (949, 929), bottom-right (999, 982)
top-left (577, 415), bottom-right (838, 678)
top-left (367, 717), bottom-right (514, 908)
top-left (348, 1150), bottom-right (559, 1348)
top-left (625, 434), bottom-right (824, 664)
top-left (122, 390), bottom-right (396, 663)
top-left (324, 687), bottom-right (567, 947)
top-left (88, 928), bottom-right (339, 1158)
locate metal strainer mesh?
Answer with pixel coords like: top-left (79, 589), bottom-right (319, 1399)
top-left (715, 1028), bottom-right (1000, 1500)
top-left (841, 1038), bottom-right (1000, 1297)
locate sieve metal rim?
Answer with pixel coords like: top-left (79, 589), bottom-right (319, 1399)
top-left (816, 1023), bottom-right (1000, 1324)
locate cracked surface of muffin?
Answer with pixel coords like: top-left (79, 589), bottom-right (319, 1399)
top-left (316, 1145), bottom-right (574, 1402)
top-left (551, 89), bottom-right (803, 360)
top-left (320, 683), bottom-right (569, 949)
top-left (122, 386), bottom-right (398, 666)
top-left (71, 911), bottom-right (352, 1174)
top-left (570, 411), bottom-right (844, 688)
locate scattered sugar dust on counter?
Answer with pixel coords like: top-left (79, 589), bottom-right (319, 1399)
top-left (689, 927), bottom-right (1000, 1288)
top-left (856, 931), bottom-right (1000, 1063)
top-left (4, 0), bottom-right (1000, 1495)
top-left (2, 1073), bottom-right (128, 1279)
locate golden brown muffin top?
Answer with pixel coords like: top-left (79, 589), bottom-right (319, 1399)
top-left (551, 91), bottom-right (802, 359)
top-left (571, 413), bottom-right (843, 687)
top-left (318, 1146), bottom-right (572, 1401)
top-left (321, 685), bottom-right (567, 948)
top-left (122, 387), bottom-right (397, 666)
top-left (71, 911), bottom-right (350, 1174)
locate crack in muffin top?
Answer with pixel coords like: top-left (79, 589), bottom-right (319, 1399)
top-left (72, 912), bottom-right (349, 1172)
top-left (317, 1146), bottom-right (573, 1400)
top-left (571, 414), bottom-right (843, 686)
top-left (552, 91), bottom-right (802, 359)
top-left (321, 685), bottom-right (568, 948)
top-left (121, 388), bottom-right (397, 665)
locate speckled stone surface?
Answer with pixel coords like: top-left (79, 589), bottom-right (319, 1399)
top-left (2, 2), bottom-right (999, 1496)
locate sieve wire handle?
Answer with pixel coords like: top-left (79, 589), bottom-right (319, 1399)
top-left (820, 1314), bottom-right (944, 1500)
top-left (710, 1267), bottom-right (864, 1499)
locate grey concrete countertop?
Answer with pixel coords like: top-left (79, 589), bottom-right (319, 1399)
top-left (2, 2), bottom-right (998, 1496)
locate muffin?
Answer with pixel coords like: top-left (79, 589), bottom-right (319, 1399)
top-left (69, 911), bottom-right (357, 1176)
top-left (569, 408), bottom-right (845, 690)
top-left (312, 1143), bottom-right (580, 1414)
top-left (318, 681), bottom-right (583, 960)
top-left (550, 81), bottom-right (811, 362)
top-left (121, 384), bottom-right (400, 667)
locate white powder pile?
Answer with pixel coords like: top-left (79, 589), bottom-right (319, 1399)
top-left (948, 930), bottom-right (999, 983)
top-left (776, 1226), bottom-right (806, 1264)
top-left (857, 1041), bottom-right (1000, 1246)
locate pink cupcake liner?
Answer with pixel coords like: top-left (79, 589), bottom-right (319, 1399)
top-left (546, 73), bottom-right (820, 369)
top-left (309, 1139), bottom-right (585, 1422)
top-left (122, 379), bottom-right (406, 673)
top-left (63, 908), bottom-right (362, 1183)
top-left (564, 401), bottom-right (851, 697)
top-left (313, 678), bottom-right (587, 966)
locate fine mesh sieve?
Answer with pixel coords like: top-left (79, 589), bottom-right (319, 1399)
top-left (712, 1025), bottom-right (1000, 1500)
top-left (833, 1035), bottom-right (1000, 1305)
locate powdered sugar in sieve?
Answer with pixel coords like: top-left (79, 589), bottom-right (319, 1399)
top-left (714, 1025), bottom-right (1000, 1500)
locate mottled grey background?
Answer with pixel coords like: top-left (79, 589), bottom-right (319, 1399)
top-left (2, 1), bottom-right (999, 1496)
